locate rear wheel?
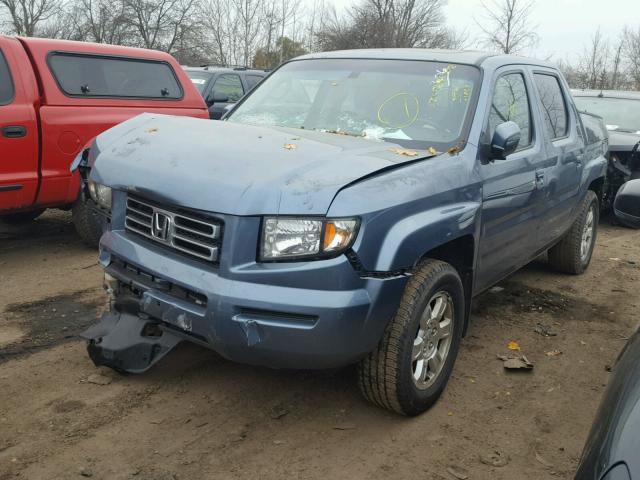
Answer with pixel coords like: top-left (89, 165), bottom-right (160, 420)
top-left (0, 209), bottom-right (45, 225)
top-left (548, 191), bottom-right (599, 274)
top-left (358, 259), bottom-right (464, 416)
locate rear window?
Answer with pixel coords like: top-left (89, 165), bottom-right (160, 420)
top-left (0, 50), bottom-right (15, 105)
top-left (48, 53), bottom-right (183, 100)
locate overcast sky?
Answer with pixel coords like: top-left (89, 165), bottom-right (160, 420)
top-left (327, 0), bottom-right (638, 62)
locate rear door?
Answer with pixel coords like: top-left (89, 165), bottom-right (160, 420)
top-left (0, 41), bottom-right (39, 211)
top-left (207, 73), bottom-right (245, 119)
top-left (530, 70), bottom-right (584, 247)
top-left (476, 67), bottom-right (543, 291)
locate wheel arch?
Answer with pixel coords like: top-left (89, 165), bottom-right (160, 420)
top-left (417, 234), bottom-right (476, 335)
top-left (588, 176), bottom-right (605, 204)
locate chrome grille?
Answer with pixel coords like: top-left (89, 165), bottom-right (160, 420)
top-left (125, 196), bottom-right (222, 262)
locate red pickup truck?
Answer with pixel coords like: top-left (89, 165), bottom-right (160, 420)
top-left (0, 36), bottom-right (207, 242)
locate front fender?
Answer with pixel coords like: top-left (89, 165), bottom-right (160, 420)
top-left (374, 202), bottom-right (481, 271)
top-left (327, 150), bottom-right (482, 273)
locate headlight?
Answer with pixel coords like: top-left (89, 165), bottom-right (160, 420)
top-left (87, 178), bottom-right (112, 210)
top-left (260, 217), bottom-right (359, 261)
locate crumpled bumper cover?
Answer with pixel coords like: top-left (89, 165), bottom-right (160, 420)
top-left (82, 312), bottom-right (181, 373)
top-left (81, 230), bottom-right (409, 373)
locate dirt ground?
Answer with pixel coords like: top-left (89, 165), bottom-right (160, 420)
top-left (0, 210), bottom-right (638, 480)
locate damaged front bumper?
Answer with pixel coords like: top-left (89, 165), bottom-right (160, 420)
top-left (82, 230), bottom-right (408, 373)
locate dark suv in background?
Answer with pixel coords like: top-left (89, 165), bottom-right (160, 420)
top-left (184, 66), bottom-right (268, 119)
top-left (573, 89), bottom-right (640, 207)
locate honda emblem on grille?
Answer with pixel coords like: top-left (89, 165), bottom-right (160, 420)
top-left (151, 211), bottom-right (171, 241)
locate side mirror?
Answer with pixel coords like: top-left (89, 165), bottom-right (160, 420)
top-left (211, 92), bottom-right (229, 103)
top-left (614, 179), bottom-right (640, 229)
top-left (491, 121), bottom-right (521, 160)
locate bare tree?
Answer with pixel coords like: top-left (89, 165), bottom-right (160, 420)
top-left (125, 0), bottom-right (198, 53)
top-left (577, 27), bottom-right (609, 89)
top-left (624, 26), bottom-right (640, 90)
top-left (609, 35), bottom-right (624, 90)
top-left (277, 0), bottom-right (301, 63)
top-left (303, 0), bottom-right (324, 52)
top-left (475, 0), bottom-right (538, 54)
top-left (0, 0), bottom-right (58, 36)
top-left (80, 0), bottom-right (129, 44)
top-left (201, 0), bottom-right (234, 64)
top-left (316, 0), bottom-right (450, 51)
top-left (232, 0), bottom-right (261, 66)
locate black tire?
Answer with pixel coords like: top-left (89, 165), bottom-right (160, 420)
top-left (358, 259), bottom-right (465, 416)
top-left (548, 191), bottom-right (599, 274)
top-left (0, 208), bottom-right (45, 224)
top-left (72, 197), bottom-right (107, 247)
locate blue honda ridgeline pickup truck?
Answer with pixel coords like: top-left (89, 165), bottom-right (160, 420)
top-left (81, 50), bottom-right (607, 416)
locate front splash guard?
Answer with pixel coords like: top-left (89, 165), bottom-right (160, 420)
top-left (81, 312), bottom-right (181, 374)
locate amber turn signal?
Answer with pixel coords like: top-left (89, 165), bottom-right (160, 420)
top-left (322, 219), bottom-right (358, 253)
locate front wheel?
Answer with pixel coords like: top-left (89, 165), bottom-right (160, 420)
top-left (358, 259), bottom-right (465, 416)
top-left (548, 191), bottom-right (599, 274)
top-left (72, 197), bottom-right (108, 247)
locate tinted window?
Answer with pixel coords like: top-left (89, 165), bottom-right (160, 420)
top-left (0, 50), bottom-right (15, 105)
top-left (534, 74), bottom-right (568, 139)
top-left (213, 74), bottom-right (244, 102)
top-left (489, 73), bottom-right (532, 149)
top-left (48, 53), bottom-right (183, 99)
top-left (245, 74), bottom-right (264, 90)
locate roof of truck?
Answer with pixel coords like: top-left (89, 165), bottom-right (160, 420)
top-left (294, 48), bottom-right (556, 69)
top-left (14, 36), bottom-right (175, 61)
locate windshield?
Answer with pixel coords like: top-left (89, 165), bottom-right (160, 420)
top-left (228, 59), bottom-right (480, 150)
top-left (186, 71), bottom-right (211, 94)
top-left (573, 96), bottom-right (640, 133)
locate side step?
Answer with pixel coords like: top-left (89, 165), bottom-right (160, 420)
top-left (81, 312), bottom-right (181, 374)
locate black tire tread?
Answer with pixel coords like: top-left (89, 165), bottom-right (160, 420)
top-left (357, 259), bottom-right (458, 415)
top-left (548, 191), bottom-right (598, 275)
top-left (72, 197), bottom-right (105, 247)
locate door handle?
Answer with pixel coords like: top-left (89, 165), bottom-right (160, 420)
top-left (2, 125), bottom-right (27, 138)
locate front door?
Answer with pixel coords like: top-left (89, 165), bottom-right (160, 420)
top-left (207, 73), bottom-right (245, 120)
top-left (0, 44), bottom-right (39, 211)
top-left (476, 68), bottom-right (542, 292)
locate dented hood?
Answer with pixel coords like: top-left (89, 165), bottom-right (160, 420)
top-left (90, 113), bottom-right (435, 215)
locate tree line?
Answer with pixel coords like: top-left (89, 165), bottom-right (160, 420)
top-left (1, 0), bottom-right (639, 90)
top-left (558, 27), bottom-right (640, 91)
top-left (0, 0), bottom-right (466, 68)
